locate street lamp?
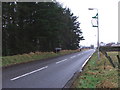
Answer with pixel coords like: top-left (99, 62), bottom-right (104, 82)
top-left (88, 8), bottom-right (100, 60)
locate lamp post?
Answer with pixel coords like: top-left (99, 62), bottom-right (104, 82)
top-left (88, 8), bottom-right (100, 60)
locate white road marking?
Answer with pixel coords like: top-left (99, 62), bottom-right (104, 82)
top-left (70, 55), bottom-right (76, 59)
top-left (81, 53), bottom-right (94, 68)
top-left (77, 54), bottom-right (81, 56)
top-left (81, 53), bottom-right (84, 55)
top-left (11, 66), bottom-right (48, 81)
top-left (56, 59), bottom-right (68, 64)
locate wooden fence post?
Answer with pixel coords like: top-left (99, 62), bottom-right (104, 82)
top-left (102, 51), bottom-right (115, 68)
top-left (117, 55), bottom-right (120, 69)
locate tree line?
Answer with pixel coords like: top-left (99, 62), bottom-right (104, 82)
top-left (2, 2), bottom-right (84, 56)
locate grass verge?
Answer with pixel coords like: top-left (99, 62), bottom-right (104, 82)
top-left (2, 49), bottom-right (80, 67)
top-left (71, 51), bottom-right (119, 88)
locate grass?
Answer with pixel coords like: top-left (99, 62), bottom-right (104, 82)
top-left (2, 49), bottom-right (80, 67)
top-left (72, 51), bottom-right (119, 88)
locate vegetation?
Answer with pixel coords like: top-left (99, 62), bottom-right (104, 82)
top-left (72, 51), bottom-right (119, 88)
top-left (2, 49), bottom-right (80, 67)
top-left (2, 2), bottom-right (84, 56)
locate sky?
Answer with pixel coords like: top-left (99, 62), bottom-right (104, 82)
top-left (56, 0), bottom-right (119, 47)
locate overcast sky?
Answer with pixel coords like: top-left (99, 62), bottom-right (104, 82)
top-left (56, 0), bottom-right (119, 46)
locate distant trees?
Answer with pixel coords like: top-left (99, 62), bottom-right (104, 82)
top-left (2, 2), bottom-right (84, 56)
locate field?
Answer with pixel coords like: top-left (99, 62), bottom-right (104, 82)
top-left (72, 51), bottom-right (119, 88)
top-left (2, 49), bottom-right (80, 67)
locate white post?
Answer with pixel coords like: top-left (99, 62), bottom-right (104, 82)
top-left (88, 8), bottom-right (100, 60)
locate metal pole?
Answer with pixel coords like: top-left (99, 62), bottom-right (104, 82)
top-left (88, 8), bottom-right (100, 60)
top-left (97, 9), bottom-right (100, 60)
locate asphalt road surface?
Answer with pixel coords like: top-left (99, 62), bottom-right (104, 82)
top-left (2, 49), bottom-right (95, 88)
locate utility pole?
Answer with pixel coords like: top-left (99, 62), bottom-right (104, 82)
top-left (88, 8), bottom-right (100, 60)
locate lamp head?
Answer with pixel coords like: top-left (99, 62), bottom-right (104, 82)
top-left (88, 8), bottom-right (94, 10)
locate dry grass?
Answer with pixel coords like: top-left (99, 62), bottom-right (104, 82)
top-left (2, 49), bottom-right (80, 67)
top-left (72, 51), bottom-right (119, 88)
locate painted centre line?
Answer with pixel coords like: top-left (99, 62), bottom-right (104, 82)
top-left (56, 59), bottom-right (68, 64)
top-left (70, 55), bottom-right (76, 59)
top-left (11, 66), bottom-right (48, 81)
top-left (77, 54), bottom-right (81, 56)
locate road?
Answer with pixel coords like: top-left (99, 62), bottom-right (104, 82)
top-left (2, 49), bottom-right (95, 88)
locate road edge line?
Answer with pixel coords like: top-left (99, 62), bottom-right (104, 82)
top-left (81, 52), bottom-right (95, 70)
top-left (63, 51), bottom-right (95, 88)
